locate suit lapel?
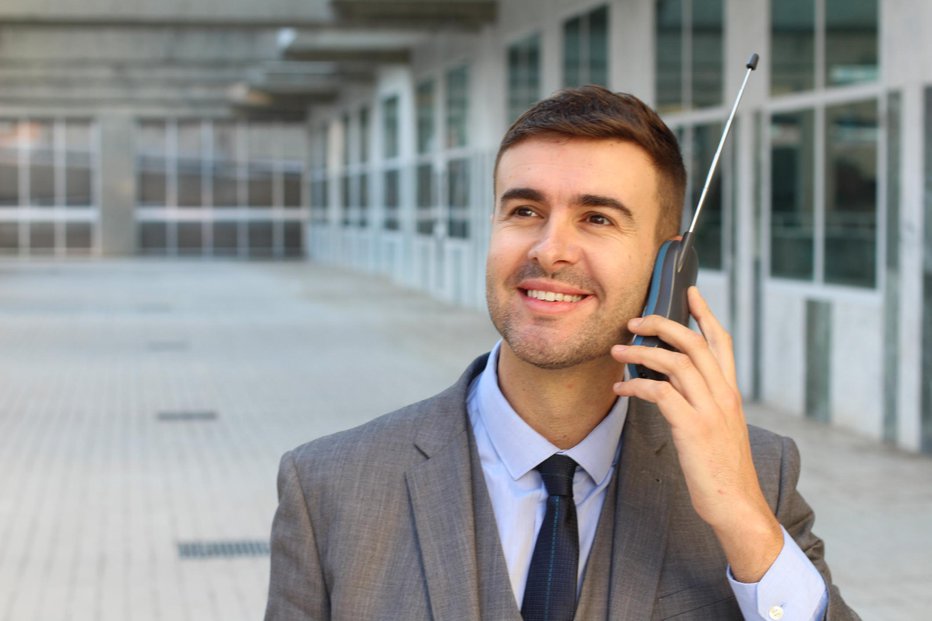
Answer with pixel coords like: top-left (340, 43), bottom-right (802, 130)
top-left (407, 425), bottom-right (482, 621)
top-left (468, 429), bottom-right (523, 621)
top-left (404, 357), bottom-right (488, 621)
top-left (576, 398), bottom-right (678, 620)
top-left (606, 398), bottom-right (678, 619)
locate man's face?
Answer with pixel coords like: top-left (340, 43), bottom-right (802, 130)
top-left (487, 135), bottom-right (665, 370)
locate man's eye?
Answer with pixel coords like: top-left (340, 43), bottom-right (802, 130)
top-left (512, 206), bottom-right (537, 217)
top-left (587, 213), bottom-right (612, 225)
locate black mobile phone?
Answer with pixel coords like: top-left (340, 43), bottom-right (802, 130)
top-left (629, 53), bottom-right (758, 381)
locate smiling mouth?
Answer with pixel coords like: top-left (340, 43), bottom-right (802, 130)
top-left (524, 289), bottom-right (586, 303)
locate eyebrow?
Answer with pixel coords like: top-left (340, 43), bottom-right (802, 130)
top-left (578, 193), bottom-right (634, 220)
top-left (499, 187), bottom-right (545, 204)
top-left (499, 187), bottom-right (635, 221)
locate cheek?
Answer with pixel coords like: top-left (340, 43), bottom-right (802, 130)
top-left (600, 247), bottom-right (654, 296)
top-left (487, 231), bottom-right (525, 270)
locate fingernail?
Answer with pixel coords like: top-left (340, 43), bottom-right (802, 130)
top-left (630, 318), bottom-right (643, 327)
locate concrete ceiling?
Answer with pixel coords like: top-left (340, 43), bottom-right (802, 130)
top-left (0, 1), bottom-right (497, 120)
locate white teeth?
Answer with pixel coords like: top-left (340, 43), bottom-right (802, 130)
top-left (526, 289), bottom-right (583, 303)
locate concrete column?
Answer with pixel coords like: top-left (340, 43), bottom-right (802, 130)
top-left (98, 112), bottom-right (137, 256)
top-left (727, 0), bottom-right (769, 397)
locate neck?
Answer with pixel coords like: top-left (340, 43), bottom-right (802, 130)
top-left (497, 343), bottom-right (622, 450)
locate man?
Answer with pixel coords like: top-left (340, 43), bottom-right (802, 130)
top-left (265, 86), bottom-right (859, 620)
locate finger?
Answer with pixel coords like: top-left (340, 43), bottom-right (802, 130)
top-left (628, 313), bottom-right (729, 396)
top-left (613, 376), bottom-right (696, 428)
top-left (612, 344), bottom-right (718, 413)
top-left (687, 287), bottom-right (738, 389)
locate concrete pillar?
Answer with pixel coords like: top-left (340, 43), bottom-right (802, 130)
top-left (98, 112), bottom-right (137, 256)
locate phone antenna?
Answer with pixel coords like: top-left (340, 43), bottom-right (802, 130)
top-left (676, 53), bottom-right (758, 271)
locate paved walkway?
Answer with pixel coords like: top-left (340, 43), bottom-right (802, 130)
top-left (0, 259), bottom-right (928, 620)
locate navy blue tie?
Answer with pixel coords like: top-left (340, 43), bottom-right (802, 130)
top-left (521, 454), bottom-right (579, 621)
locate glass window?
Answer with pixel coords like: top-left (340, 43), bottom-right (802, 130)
top-left (342, 113), bottom-right (352, 166)
top-left (771, 0), bottom-right (815, 94)
top-left (417, 163), bottom-right (435, 235)
top-left (177, 222), bottom-right (204, 255)
top-left (65, 121), bottom-right (94, 207)
top-left (656, 0), bottom-right (683, 110)
top-left (0, 222), bottom-right (19, 251)
top-left (563, 5), bottom-right (608, 88)
top-left (283, 222), bottom-right (303, 257)
top-left (247, 124), bottom-right (275, 208)
top-left (0, 121), bottom-right (19, 207)
top-left (447, 158), bottom-right (470, 239)
top-left (212, 222), bottom-right (239, 256)
top-left (65, 222), bottom-right (93, 253)
top-left (655, 0), bottom-right (722, 111)
top-left (248, 221), bottom-right (275, 257)
top-left (341, 173), bottom-right (353, 227)
top-left (139, 222), bottom-right (168, 254)
top-left (29, 222), bottom-right (55, 252)
top-left (358, 172), bottom-right (369, 228)
top-left (28, 121), bottom-right (56, 207)
top-left (770, 110), bottom-right (816, 280)
top-left (283, 168), bottom-right (302, 208)
top-left (212, 122), bottom-right (238, 207)
top-left (689, 122), bottom-right (725, 270)
top-left (382, 95), bottom-right (399, 159)
top-left (310, 178), bottom-right (329, 224)
top-left (310, 124), bottom-right (329, 224)
top-left (691, 0), bottom-right (723, 108)
top-left (771, 0), bottom-right (877, 95)
top-left (281, 126), bottom-right (304, 209)
top-left (564, 15), bottom-right (583, 89)
top-left (508, 34), bottom-right (541, 122)
top-left (824, 100), bottom-right (877, 287)
top-left (64, 121), bottom-right (93, 208)
top-left (359, 107), bottom-right (370, 164)
top-left (247, 161), bottom-right (274, 208)
top-left (825, 0), bottom-right (878, 86)
top-left (417, 80), bottom-right (435, 155)
top-left (177, 121), bottom-right (203, 207)
top-left (383, 169), bottom-right (400, 231)
top-left (138, 121), bottom-right (168, 206)
top-left (445, 66), bottom-right (469, 149)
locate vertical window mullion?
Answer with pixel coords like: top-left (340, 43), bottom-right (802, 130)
top-left (682, 0), bottom-right (693, 109)
top-left (815, 0), bottom-right (826, 90)
top-left (813, 105), bottom-right (826, 283)
top-left (18, 118), bottom-right (29, 210)
top-left (54, 119), bottom-right (65, 256)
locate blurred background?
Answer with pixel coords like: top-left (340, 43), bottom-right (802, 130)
top-left (0, 0), bottom-right (930, 619)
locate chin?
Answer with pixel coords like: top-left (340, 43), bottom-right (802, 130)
top-left (505, 334), bottom-right (609, 371)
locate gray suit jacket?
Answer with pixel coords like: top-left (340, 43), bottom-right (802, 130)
top-left (266, 355), bottom-right (859, 620)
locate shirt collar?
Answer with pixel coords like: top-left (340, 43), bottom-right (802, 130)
top-left (473, 341), bottom-right (628, 487)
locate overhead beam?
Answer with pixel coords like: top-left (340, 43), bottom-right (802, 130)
top-left (278, 28), bottom-right (424, 63)
top-left (331, 0), bottom-right (496, 28)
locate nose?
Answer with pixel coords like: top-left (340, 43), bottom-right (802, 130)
top-left (528, 218), bottom-right (581, 272)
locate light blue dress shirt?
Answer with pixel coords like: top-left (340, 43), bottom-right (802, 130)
top-left (466, 342), bottom-right (829, 621)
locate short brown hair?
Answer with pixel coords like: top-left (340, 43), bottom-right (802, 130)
top-left (495, 85), bottom-right (686, 239)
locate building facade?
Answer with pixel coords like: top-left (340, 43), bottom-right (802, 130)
top-left (304, 0), bottom-right (932, 454)
top-left (0, 0), bottom-right (929, 453)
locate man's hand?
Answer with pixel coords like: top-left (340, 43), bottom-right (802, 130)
top-left (610, 286), bottom-right (783, 583)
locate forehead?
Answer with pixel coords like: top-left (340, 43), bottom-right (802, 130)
top-left (494, 136), bottom-right (660, 199)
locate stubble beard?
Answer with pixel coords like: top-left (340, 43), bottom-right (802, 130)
top-left (486, 263), bottom-right (640, 370)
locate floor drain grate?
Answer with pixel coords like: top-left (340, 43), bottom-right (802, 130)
top-left (178, 540), bottom-right (270, 559)
top-left (157, 411), bottom-right (218, 422)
